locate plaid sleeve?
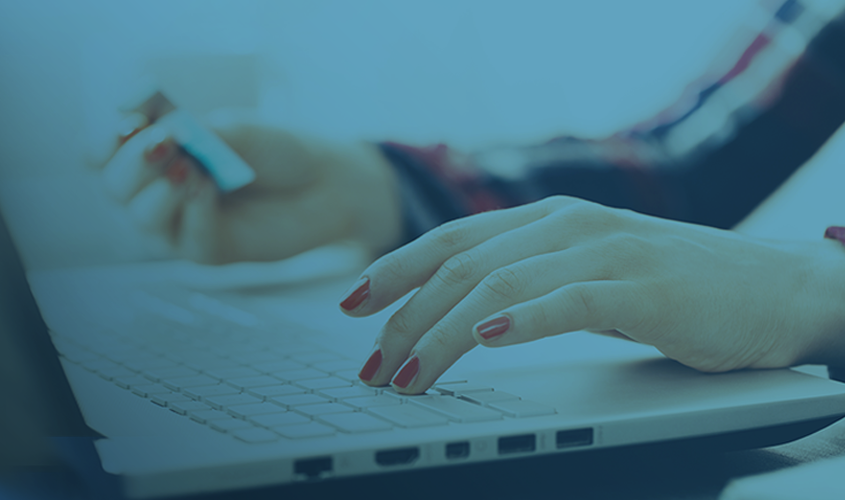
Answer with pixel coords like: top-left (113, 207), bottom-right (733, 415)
top-left (381, 0), bottom-right (845, 243)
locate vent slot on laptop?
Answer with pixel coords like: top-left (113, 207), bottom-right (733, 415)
top-left (498, 434), bottom-right (536, 455)
top-left (556, 428), bottom-right (594, 449)
top-left (294, 456), bottom-right (333, 480)
top-left (375, 447), bottom-right (420, 466)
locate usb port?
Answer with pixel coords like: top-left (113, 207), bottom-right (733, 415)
top-left (498, 434), bottom-right (536, 455)
top-left (556, 428), bottom-right (593, 449)
top-left (445, 441), bottom-right (470, 459)
top-left (376, 447), bottom-right (419, 466)
top-left (294, 457), bottom-right (332, 479)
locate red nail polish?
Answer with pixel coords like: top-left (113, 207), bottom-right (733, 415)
top-left (477, 316), bottom-right (510, 340)
top-left (165, 158), bottom-right (190, 184)
top-left (117, 113), bottom-right (149, 145)
top-left (340, 278), bottom-right (370, 311)
top-left (392, 356), bottom-right (419, 389)
top-left (145, 140), bottom-right (170, 162)
top-left (358, 349), bottom-right (382, 382)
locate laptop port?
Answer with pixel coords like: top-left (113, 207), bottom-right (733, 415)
top-left (445, 441), bottom-right (470, 459)
top-left (498, 434), bottom-right (536, 455)
top-left (556, 428), bottom-right (593, 449)
top-left (294, 457), bottom-right (332, 479)
top-left (375, 447), bottom-right (419, 466)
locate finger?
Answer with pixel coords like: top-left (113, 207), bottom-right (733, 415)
top-left (102, 125), bottom-right (178, 203)
top-left (206, 111), bottom-right (319, 191)
top-left (126, 156), bottom-right (196, 234)
top-left (116, 112), bottom-right (150, 146)
top-left (472, 280), bottom-right (646, 348)
top-left (174, 174), bottom-right (220, 264)
top-left (380, 247), bottom-right (619, 393)
top-left (359, 215), bottom-right (575, 387)
top-left (339, 196), bottom-right (577, 316)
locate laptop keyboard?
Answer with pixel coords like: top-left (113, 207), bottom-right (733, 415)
top-left (49, 293), bottom-right (556, 444)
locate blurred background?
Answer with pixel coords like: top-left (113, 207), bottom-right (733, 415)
top-left (0, 0), bottom-right (758, 269)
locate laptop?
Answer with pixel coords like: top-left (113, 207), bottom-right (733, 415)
top-left (6, 209), bottom-right (845, 499)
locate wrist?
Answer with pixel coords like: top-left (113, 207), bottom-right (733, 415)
top-left (327, 142), bottom-right (403, 257)
top-left (796, 239), bottom-right (845, 367)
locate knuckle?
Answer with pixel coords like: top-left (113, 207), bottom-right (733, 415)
top-left (428, 219), bottom-right (467, 251)
top-left (383, 311), bottom-right (417, 340)
top-left (479, 267), bottom-right (525, 301)
top-left (539, 195), bottom-right (570, 213)
top-left (436, 251), bottom-right (479, 286)
top-left (563, 284), bottom-right (598, 322)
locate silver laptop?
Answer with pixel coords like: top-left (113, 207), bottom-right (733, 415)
top-left (7, 212), bottom-right (845, 499)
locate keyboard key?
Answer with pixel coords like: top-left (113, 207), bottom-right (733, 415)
top-left (151, 393), bottom-right (192, 406)
top-left (342, 395), bottom-right (401, 410)
top-left (271, 393), bottom-right (328, 408)
top-left (162, 375), bottom-right (219, 390)
top-left (250, 412), bottom-right (310, 428)
top-left (189, 409), bottom-right (232, 423)
top-left (333, 369), bottom-right (361, 381)
top-left (433, 382), bottom-right (493, 395)
top-left (123, 357), bottom-right (178, 372)
top-left (210, 418), bottom-right (255, 433)
top-left (246, 385), bottom-right (305, 400)
top-left (205, 394), bottom-right (263, 410)
top-left (225, 376), bottom-right (283, 390)
top-left (319, 412), bottom-right (392, 433)
top-left (274, 422), bottom-right (335, 439)
top-left (184, 358), bottom-right (240, 371)
top-left (131, 384), bottom-right (173, 397)
top-left (459, 391), bottom-right (520, 406)
top-left (204, 367), bottom-right (261, 380)
top-left (183, 384), bottom-right (241, 400)
top-left (311, 360), bottom-right (360, 373)
top-left (251, 360), bottom-right (305, 373)
top-left (82, 358), bottom-right (121, 374)
top-left (410, 396), bottom-right (502, 423)
top-left (170, 401), bottom-right (213, 415)
top-left (295, 377), bottom-right (352, 391)
top-left (489, 400), bottom-right (556, 417)
top-left (318, 385), bottom-right (378, 400)
top-left (368, 404), bottom-right (448, 428)
top-left (113, 376), bottom-right (154, 390)
top-left (295, 352), bottom-right (342, 364)
top-left (295, 402), bottom-right (354, 417)
top-left (230, 352), bottom-right (282, 365)
top-left (144, 366), bottom-right (199, 382)
top-left (272, 368), bottom-right (328, 381)
top-left (228, 402), bottom-right (288, 418)
top-left (232, 427), bottom-right (280, 443)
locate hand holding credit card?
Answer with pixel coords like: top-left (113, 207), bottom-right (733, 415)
top-left (103, 89), bottom-right (402, 264)
top-left (124, 90), bottom-right (255, 192)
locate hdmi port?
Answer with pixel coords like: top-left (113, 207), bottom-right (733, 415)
top-left (376, 447), bottom-right (420, 466)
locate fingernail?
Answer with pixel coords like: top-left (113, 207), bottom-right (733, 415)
top-left (165, 157), bottom-right (190, 185)
top-left (339, 277), bottom-right (370, 311)
top-left (144, 138), bottom-right (171, 162)
top-left (392, 356), bottom-right (420, 389)
top-left (117, 113), bottom-right (149, 145)
top-left (477, 315), bottom-right (510, 340)
top-left (358, 349), bottom-right (382, 382)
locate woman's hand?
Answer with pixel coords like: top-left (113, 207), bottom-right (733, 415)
top-left (101, 111), bottom-right (402, 264)
top-left (340, 196), bottom-right (845, 394)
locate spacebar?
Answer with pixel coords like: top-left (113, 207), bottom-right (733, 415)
top-left (410, 396), bottom-right (503, 422)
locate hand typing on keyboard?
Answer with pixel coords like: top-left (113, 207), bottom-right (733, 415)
top-left (339, 196), bottom-right (845, 394)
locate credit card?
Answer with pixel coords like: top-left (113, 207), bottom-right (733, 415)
top-left (125, 89), bottom-right (256, 192)
top-left (155, 109), bottom-right (256, 192)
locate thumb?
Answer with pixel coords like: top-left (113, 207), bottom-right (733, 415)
top-left (205, 109), bottom-right (321, 192)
